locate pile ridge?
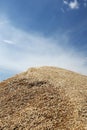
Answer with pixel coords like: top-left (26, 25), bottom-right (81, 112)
top-left (0, 66), bottom-right (87, 130)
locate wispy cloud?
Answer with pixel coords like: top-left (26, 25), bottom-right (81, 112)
top-left (84, 0), bottom-right (87, 7)
top-left (63, 0), bottom-right (68, 5)
top-left (2, 40), bottom-right (15, 45)
top-left (0, 16), bottom-right (87, 75)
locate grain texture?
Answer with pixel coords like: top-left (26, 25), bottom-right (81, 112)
top-left (0, 67), bottom-right (87, 130)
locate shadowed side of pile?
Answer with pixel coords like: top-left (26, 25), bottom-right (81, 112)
top-left (0, 67), bottom-right (87, 129)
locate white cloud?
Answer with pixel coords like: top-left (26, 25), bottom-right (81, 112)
top-left (63, 0), bottom-right (79, 10)
top-left (0, 16), bottom-right (87, 75)
top-left (69, 0), bottom-right (79, 9)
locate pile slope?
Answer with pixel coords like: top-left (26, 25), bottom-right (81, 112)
top-left (0, 66), bottom-right (87, 130)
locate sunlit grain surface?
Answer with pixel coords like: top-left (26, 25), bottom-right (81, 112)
top-left (0, 67), bottom-right (87, 130)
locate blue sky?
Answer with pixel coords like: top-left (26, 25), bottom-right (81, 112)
top-left (0, 0), bottom-right (87, 80)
